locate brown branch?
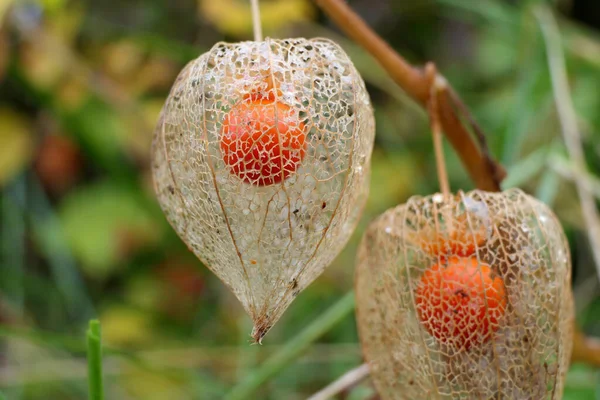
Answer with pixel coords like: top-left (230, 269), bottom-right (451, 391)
top-left (314, 0), bottom-right (505, 191)
top-left (313, 0), bottom-right (600, 371)
top-left (572, 328), bottom-right (600, 366)
top-left (446, 87), bottom-right (505, 185)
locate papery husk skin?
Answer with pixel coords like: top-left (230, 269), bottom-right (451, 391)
top-left (356, 189), bottom-right (574, 399)
top-left (152, 38), bottom-right (375, 342)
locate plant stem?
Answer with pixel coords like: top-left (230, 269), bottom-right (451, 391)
top-left (250, 0), bottom-right (263, 42)
top-left (432, 113), bottom-right (449, 198)
top-left (307, 363), bottom-right (370, 400)
top-left (314, 0), bottom-right (427, 101)
top-left (572, 323), bottom-right (600, 366)
top-left (87, 320), bottom-right (104, 400)
top-left (426, 65), bottom-right (450, 198)
top-left (313, 0), bottom-right (504, 191)
top-left (225, 292), bottom-right (356, 400)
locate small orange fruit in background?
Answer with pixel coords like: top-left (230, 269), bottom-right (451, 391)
top-left (415, 256), bottom-right (507, 350)
top-left (220, 93), bottom-right (307, 186)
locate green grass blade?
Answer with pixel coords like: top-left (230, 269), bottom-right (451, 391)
top-left (535, 170), bottom-right (561, 205)
top-left (87, 320), bottom-right (104, 400)
top-left (225, 292), bottom-right (356, 400)
top-left (502, 145), bottom-right (552, 188)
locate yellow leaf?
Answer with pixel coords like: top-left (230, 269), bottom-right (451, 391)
top-left (118, 99), bottom-right (164, 161)
top-left (41, 0), bottom-right (66, 13)
top-left (20, 35), bottom-right (68, 89)
top-left (367, 150), bottom-right (417, 215)
top-left (56, 73), bottom-right (89, 110)
top-left (0, 0), bottom-right (14, 22)
top-left (0, 109), bottom-right (34, 187)
top-left (45, 1), bottom-right (85, 43)
top-left (199, 0), bottom-right (314, 38)
top-left (101, 40), bottom-right (145, 80)
top-left (100, 306), bottom-right (154, 347)
top-left (125, 274), bottom-right (163, 311)
top-left (130, 57), bottom-right (178, 96)
top-left (120, 366), bottom-right (191, 400)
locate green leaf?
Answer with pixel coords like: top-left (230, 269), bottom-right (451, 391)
top-left (55, 182), bottom-right (162, 279)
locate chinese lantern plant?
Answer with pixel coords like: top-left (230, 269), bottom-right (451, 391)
top-left (152, 38), bottom-right (375, 342)
top-left (355, 189), bottom-right (574, 399)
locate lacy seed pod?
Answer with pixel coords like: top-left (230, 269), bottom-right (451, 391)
top-left (152, 38), bottom-right (375, 342)
top-left (356, 189), bottom-right (574, 399)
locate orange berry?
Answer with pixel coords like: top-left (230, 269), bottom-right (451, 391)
top-left (220, 95), bottom-right (306, 186)
top-left (419, 229), bottom-right (485, 258)
top-left (416, 215), bottom-right (487, 258)
top-left (415, 256), bottom-right (507, 350)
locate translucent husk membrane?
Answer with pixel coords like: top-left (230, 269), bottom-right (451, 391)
top-left (152, 38), bottom-right (375, 342)
top-left (356, 189), bottom-right (574, 399)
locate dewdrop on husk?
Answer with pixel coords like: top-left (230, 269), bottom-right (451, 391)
top-left (355, 189), bottom-right (574, 399)
top-left (152, 38), bottom-right (375, 342)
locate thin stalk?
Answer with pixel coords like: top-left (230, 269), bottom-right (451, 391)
top-left (87, 320), bottom-right (104, 400)
top-left (307, 363), bottom-right (370, 400)
top-left (250, 0), bottom-right (263, 42)
top-left (225, 292), bottom-right (356, 400)
top-left (427, 68), bottom-right (450, 199)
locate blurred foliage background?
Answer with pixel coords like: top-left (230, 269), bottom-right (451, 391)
top-left (0, 0), bottom-right (599, 399)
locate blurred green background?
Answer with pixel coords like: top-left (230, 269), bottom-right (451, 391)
top-left (1, 0), bottom-right (599, 398)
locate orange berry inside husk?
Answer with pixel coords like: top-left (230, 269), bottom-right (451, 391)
top-left (415, 215), bottom-right (488, 258)
top-left (415, 256), bottom-right (507, 351)
top-left (420, 230), bottom-right (484, 258)
top-left (220, 94), bottom-right (306, 186)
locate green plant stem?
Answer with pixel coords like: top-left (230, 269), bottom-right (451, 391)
top-left (225, 292), bottom-right (356, 400)
top-left (87, 320), bottom-right (104, 400)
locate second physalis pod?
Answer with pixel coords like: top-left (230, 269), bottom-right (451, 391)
top-left (356, 189), bottom-right (574, 399)
top-left (152, 38), bottom-right (375, 342)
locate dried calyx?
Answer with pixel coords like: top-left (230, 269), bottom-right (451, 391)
top-left (356, 189), bottom-right (574, 399)
top-left (152, 38), bottom-right (375, 342)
